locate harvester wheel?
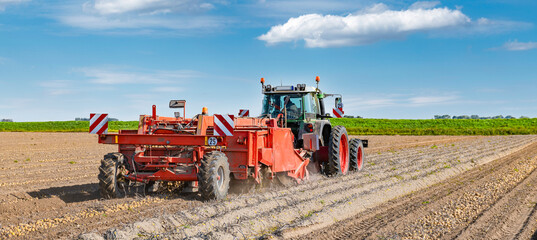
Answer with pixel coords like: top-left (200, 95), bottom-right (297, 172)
top-left (198, 151), bottom-right (230, 200)
top-left (349, 139), bottom-right (365, 171)
top-left (327, 125), bottom-right (350, 175)
top-left (98, 153), bottom-right (128, 199)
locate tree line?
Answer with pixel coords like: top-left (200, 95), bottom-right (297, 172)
top-left (434, 115), bottom-right (529, 120)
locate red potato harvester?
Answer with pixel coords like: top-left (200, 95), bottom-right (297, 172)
top-left (97, 77), bottom-right (367, 200)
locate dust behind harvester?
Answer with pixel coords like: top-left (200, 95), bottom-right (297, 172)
top-left (97, 77), bottom-right (367, 200)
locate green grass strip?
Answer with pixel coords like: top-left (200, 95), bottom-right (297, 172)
top-left (330, 118), bottom-right (537, 135)
top-left (1, 118), bottom-right (536, 135)
top-left (0, 121), bottom-right (138, 132)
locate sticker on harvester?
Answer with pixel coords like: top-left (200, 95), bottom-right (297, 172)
top-left (207, 137), bottom-right (218, 146)
top-left (332, 108), bottom-right (344, 118)
top-left (89, 113), bottom-right (108, 134)
top-left (238, 109), bottom-right (249, 117)
top-left (213, 114), bottom-right (235, 136)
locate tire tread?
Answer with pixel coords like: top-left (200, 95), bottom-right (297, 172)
top-left (98, 153), bottom-right (125, 199)
top-left (198, 151), bottom-right (230, 200)
top-left (349, 139), bottom-right (364, 171)
top-left (327, 125), bottom-right (349, 175)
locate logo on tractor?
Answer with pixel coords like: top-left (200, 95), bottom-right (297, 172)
top-left (238, 109), bottom-right (249, 117)
top-left (332, 108), bottom-right (344, 118)
top-left (213, 114), bottom-right (235, 136)
top-left (89, 113), bottom-right (108, 134)
top-left (207, 137), bottom-right (218, 146)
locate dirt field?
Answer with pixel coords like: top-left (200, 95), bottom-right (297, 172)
top-left (1, 133), bottom-right (537, 239)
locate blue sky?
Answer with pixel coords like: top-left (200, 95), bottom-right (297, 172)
top-left (0, 0), bottom-right (536, 121)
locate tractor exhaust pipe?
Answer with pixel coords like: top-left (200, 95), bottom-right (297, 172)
top-left (152, 105), bottom-right (157, 120)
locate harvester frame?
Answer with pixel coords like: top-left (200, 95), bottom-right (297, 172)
top-left (98, 105), bottom-right (310, 200)
top-left (97, 77), bottom-right (366, 200)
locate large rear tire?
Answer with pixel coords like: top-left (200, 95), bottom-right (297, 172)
top-left (198, 151), bottom-right (230, 200)
top-left (349, 139), bottom-right (365, 171)
top-left (98, 153), bottom-right (128, 199)
top-left (327, 125), bottom-right (350, 176)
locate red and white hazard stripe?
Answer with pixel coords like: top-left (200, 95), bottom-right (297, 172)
top-left (89, 113), bottom-right (108, 134)
top-left (213, 114), bottom-right (235, 136)
top-left (332, 108), bottom-right (344, 118)
top-left (238, 109), bottom-right (249, 117)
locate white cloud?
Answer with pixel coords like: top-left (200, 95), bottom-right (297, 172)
top-left (56, 0), bottom-right (227, 32)
top-left (439, 18), bottom-right (533, 37)
top-left (251, 0), bottom-right (364, 16)
top-left (86, 0), bottom-right (213, 15)
top-left (409, 1), bottom-right (440, 10)
top-left (40, 80), bottom-right (77, 96)
top-left (344, 94), bottom-right (459, 111)
top-left (500, 39), bottom-right (537, 51)
top-left (258, 2), bottom-right (531, 48)
top-left (0, 0), bottom-right (29, 11)
top-left (78, 67), bottom-right (203, 84)
top-left (408, 96), bottom-right (458, 105)
top-left (358, 3), bottom-right (390, 14)
top-left (361, 98), bottom-right (397, 107)
top-left (258, 4), bottom-right (471, 47)
top-left (58, 14), bottom-right (223, 30)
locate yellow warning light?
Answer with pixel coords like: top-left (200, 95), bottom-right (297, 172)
top-left (315, 76), bottom-right (320, 83)
top-left (260, 78), bottom-right (265, 84)
top-left (202, 107), bottom-right (208, 115)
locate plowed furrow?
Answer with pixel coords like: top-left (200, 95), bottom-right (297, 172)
top-left (82, 135), bottom-right (537, 240)
top-left (300, 141), bottom-right (537, 240)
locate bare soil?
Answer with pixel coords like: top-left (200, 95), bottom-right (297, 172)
top-left (0, 133), bottom-right (203, 239)
top-left (301, 139), bottom-right (537, 240)
top-left (0, 133), bottom-right (536, 239)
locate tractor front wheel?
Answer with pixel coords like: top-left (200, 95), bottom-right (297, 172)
top-left (349, 139), bottom-right (365, 171)
top-left (198, 151), bottom-right (230, 200)
top-left (98, 153), bottom-right (128, 199)
top-left (327, 125), bottom-right (350, 175)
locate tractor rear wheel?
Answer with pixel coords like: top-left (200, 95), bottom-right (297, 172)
top-left (349, 139), bottom-right (365, 171)
top-left (198, 151), bottom-right (230, 200)
top-left (98, 153), bottom-right (128, 199)
top-left (327, 125), bottom-right (350, 176)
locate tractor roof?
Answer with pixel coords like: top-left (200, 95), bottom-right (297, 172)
top-left (263, 84), bottom-right (317, 94)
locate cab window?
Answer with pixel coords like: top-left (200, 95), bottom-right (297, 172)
top-left (262, 94), bottom-right (303, 120)
top-left (304, 93), bottom-right (319, 114)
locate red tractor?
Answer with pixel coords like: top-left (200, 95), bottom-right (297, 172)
top-left (97, 77), bottom-right (367, 200)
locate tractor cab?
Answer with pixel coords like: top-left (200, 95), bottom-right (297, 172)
top-left (260, 77), bottom-right (343, 148)
top-left (261, 88), bottom-right (320, 120)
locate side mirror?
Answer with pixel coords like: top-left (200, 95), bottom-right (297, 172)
top-left (170, 100), bottom-right (186, 119)
top-left (335, 97), bottom-right (343, 109)
top-left (169, 100), bottom-right (186, 108)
